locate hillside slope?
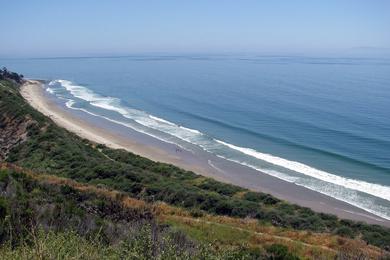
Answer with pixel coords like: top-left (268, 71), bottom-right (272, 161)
top-left (0, 75), bottom-right (389, 258)
top-left (1, 163), bottom-right (386, 259)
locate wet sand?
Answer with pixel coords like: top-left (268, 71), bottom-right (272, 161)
top-left (21, 80), bottom-right (390, 227)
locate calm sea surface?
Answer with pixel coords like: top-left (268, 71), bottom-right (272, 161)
top-left (2, 55), bottom-right (390, 219)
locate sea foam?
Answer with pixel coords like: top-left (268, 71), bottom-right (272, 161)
top-left (149, 115), bottom-right (176, 126)
top-left (46, 87), bottom-right (55, 94)
top-left (63, 97), bottom-right (188, 150)
top-left (216, 139), bottom-right (390, 202)
top-left (213, 152), bottom-right (390, 220)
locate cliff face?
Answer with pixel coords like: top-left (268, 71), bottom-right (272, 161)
top-left (0, 113), bottom-right (35, 161)
top-left (0, 79), bottom-right (39, 161)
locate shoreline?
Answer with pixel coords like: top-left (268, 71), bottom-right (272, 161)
top-left (21, 80), bottom-right (390, 227)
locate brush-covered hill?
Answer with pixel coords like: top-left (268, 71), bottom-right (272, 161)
top-left (1, 70), bottom-right (389, 259)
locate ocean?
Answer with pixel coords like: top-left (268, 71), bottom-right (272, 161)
top-left (2, 54), bottom-right (390, 220)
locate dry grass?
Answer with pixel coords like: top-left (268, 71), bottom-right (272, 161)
top-left (1, 163), bottom-right (386, 259)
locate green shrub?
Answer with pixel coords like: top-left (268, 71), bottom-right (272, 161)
top-left (0, 170), bottom-right (9, 183)
top-left (266, 244), bottom-right (300, 260)
top-left (189, 208), bottom-right (204, 218)
top-left (335, 226), bottom-right (355, 238)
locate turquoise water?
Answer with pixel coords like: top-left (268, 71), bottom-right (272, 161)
top-left (2, 55), bottom-right (390, 219)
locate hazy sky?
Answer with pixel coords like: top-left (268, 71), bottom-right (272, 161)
top-left (1, 0), bottom-right (390, 57)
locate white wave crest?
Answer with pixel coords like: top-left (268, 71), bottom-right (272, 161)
top-left (65, 99), bottom-right (75, 108)
top-left (179, 126), bottom-right (202, 134)
top-left (216, 139), bottom-right (390, 202)
top-left (55, 80), bottom-right (109, 103)
top-left (90, 99), bottom-right (128, 115)
top-left (65, 103), bottom-right (188, 150)
top-left (214, 154), bottom-right (390, 220)
top-left (149, 115), bottom-right (176, 126)
top-left (46, 87), bottom-right (55, 94)
top-left (56, 79), bottom-right (204, 145)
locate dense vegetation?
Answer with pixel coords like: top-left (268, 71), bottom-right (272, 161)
top-left (0, 67), bottom-right (23, 83)
top-left (0, 74), bottom-right (390, 257)
top-left (3, 166), bottom-right (292, 259)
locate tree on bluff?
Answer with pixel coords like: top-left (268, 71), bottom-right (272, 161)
top-left (0, 67), bottom-right (24, 83)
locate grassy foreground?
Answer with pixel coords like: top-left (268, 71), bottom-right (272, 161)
top-left (0, 164), bottom-right (386, 259)
top-left (0, 164), bottom-right (253, 259)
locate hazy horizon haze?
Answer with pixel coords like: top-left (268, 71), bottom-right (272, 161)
top-left (1, 0), bottom-right (390, 58)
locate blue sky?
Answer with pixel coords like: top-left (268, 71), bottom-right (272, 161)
top-left (1, 0), bottom-right (390, 57)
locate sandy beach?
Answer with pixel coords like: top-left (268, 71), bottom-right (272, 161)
top-left (21, 80), bottom-right (390, 227)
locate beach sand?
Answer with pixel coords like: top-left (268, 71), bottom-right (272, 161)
top-left (21, 80), bottom-right (390, 227)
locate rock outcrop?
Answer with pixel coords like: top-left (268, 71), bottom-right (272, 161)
top-left (0, 113), bottom-right (35, 160)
